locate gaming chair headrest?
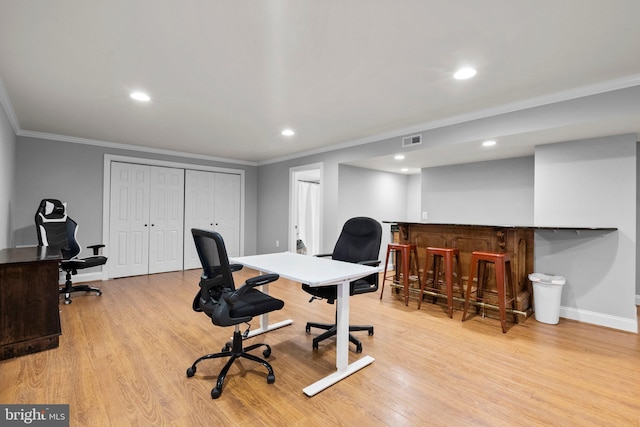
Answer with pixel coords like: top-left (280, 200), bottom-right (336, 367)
top-left (37, 199), bottom-right (67, 221)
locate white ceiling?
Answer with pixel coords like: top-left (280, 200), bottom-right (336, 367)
top-left (1, 1), bottom-right (640, 172)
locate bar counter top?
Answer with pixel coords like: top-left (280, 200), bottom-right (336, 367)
top-left (384, 221), bottom-right (617, 232)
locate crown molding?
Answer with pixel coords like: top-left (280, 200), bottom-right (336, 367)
top-left (15, 130), bottom-right (258, 167)
top-left (258, 73), bottom-right (640, 166)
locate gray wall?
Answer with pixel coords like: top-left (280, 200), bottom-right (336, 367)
top-left (406, 174), bottom-right (421, 223)
top-left (12, 136), bottom-right (259, 255)
top-left (534, 134), bottom-right (637, 331)
top-left (0, 101), bottom-right (15, 249)
top-left (421, 156), bottom-right (535, 225)
top-left (257, 136), bottom-right (415, 255)
top-left (338, 164), bottom-right (408, 261)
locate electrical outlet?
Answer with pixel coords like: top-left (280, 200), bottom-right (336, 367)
top-left (275, 240), bottom-right (280, 247)
top-left (422, 211), bottom-right (428, 221)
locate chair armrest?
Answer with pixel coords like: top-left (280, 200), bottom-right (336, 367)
top-left (358, 260), bottom-right (381, 267)
top-left (245, 273), bottom-right (280, 287)
top-left (87, 244), bottom-right (106, 255)
top-left (230, 263), bottom-right (244, 272)
top-left (228, 273), bottom-right (280, 304)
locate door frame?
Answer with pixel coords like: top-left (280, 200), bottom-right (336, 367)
top-left (102, 154), bottom-right (246, 280)
top-left (288, 163), bottom-right (323, 254)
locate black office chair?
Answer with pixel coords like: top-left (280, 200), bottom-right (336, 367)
top-left (187, 228), bottom-right (284, 399)
top-left (302, 217), bottom-right (382, 353)
top-left (35, 199), bottom-right (106, 304)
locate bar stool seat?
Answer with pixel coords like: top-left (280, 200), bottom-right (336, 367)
top-left (419, 247), bottom-right (463, 317)
top-left (380, 243), bottom-right (421, 306)
top-left (462, 251), bottom-right (518, 333)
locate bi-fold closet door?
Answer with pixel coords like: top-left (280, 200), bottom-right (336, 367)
top-left (109, 162), bottom-right (242, 278)
top-left (183, 170), bottom-right (241, 270)
top-left (109, 162), bottom-right (185, 278)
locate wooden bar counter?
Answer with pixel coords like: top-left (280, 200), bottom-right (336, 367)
top-left (391, 222), bottom-right (534, 316)
top-left (388, 222), bottom-right (617, 319)
top-left (0, 246), bottom-right (61, 360)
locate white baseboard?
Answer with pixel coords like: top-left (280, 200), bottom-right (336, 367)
top-left (559, 305), bottom-right (638, 333)
top-left (636, 294), bottom-right (640, 306)
top-left (58, 271), bottom-right (104, 285)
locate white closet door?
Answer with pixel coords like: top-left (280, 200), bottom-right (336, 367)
top-left (148, 166), bottom-right (185, 274)
top-left (214, 173), bottom-right (241, 257)
top-left (183, 170), bottom-right (216, 270)
top-left (109, 162), bottom-right (150, 278)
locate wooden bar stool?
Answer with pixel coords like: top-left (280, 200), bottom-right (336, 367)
top-left (380, 243), bottom-right (421, 306)
top-left (462, 251), bottom-right (517, 333)
top-left (419, 247), bottom-right (463, 318)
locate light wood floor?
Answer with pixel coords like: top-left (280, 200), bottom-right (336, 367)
top-left (1, 269), bottom-right (639, 427)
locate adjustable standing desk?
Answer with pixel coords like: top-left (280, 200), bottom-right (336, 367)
top-left (231, 251), bottom-right (378, 396)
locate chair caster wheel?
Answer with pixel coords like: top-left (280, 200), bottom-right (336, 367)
top-left (356, 344), bottom-right (362, 354)
top-left (267, 374), bottom-right (275, 384)
top-left (211, 388), bottom-right (221, 399)
top-left (64, 299), bottom-right (72, 305)
top-left (263, 348), bottom-right (271, 358)
top-left (312, 342), bottom-right (319, 350)
top-left (186, 366), bottom-right (196, 377)
top-left (96, 291), bottom-right (102, 296)
top-left (368, 329), bottom-right (374, 336)
top-left (222, 342), bottom-right (231, 352)
top-left (305, 325), bottom-right (311, 333)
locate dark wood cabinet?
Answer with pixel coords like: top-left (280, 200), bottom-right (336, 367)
top-left (0, 246), bottom-right (61, 360)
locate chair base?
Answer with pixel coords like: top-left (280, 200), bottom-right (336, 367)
top-left (59, 271), bottom-right (102, 304)
top-left (186, 327), bottom-right (275, 399)
top-left (305, 321), bottom-right (373, 354)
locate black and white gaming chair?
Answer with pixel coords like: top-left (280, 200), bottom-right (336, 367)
top-left (35, 199), bottom-right (107, 304)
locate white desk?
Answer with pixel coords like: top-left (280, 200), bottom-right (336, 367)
top-left (231, 251), bottom-right (378, 396)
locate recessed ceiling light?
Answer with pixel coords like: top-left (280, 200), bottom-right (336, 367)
top-left (394, 154), bottom-right (405, 160)
top-left (453, 67), bottom-right (477, 80)
top-left (281, 128), bottom-right (295, 137)
top-left (482, 140), bottom-right (497, 147)
top-left (130, 91), bottom-right (150, 102)
top-left (401, 168), bottom-right (409, 173)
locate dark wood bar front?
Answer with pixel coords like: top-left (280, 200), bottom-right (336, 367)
top-left (392, 222), bottom-right (534, 317)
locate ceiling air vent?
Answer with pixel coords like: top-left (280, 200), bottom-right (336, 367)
top-left (402, 134), bottom-right (422, 148)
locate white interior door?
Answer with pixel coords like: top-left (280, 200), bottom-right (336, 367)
top-left (184, 170), bottom-right (216, 270)
top-left (148, 166), bottom-right (185, 274)
top-left (213, 173), bottom-right (241, 257)
top-left (109, 162), bottom-right (150, 278)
